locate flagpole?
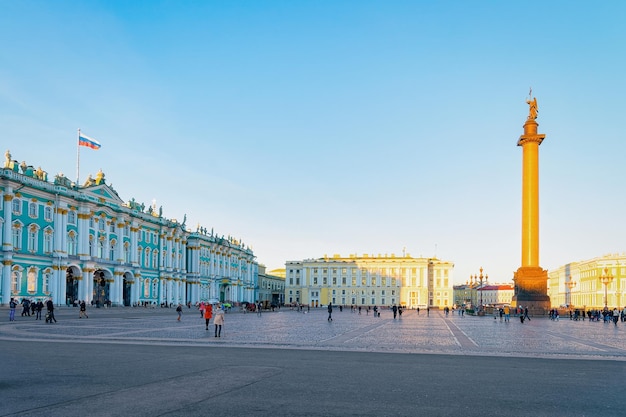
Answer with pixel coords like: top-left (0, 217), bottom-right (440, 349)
top-left (76, 128), bottom-right (81, 185)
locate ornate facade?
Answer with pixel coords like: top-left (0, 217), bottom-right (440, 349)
top-left (548, 253), bottom-right (626, 309)
top-left (285, 253), bottom-right (454, 308)
top-left (1, 151), bottom-right (257, 306)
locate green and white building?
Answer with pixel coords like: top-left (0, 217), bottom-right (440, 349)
top-left (1, 152), bottom-right (257, 306)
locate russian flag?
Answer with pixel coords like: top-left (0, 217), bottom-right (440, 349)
top-left (78, 133), bottom-right (101, 150)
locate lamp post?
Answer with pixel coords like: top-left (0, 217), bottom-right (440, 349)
top-left (472, 267), bottom-right (488, 312)
top-left (599, 267), bottom-right (614, 309)
top-left (565, 275), bottom-right (576, 307)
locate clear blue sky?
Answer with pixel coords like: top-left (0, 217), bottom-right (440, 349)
top-left (2, 1), bottom-right (625, 284)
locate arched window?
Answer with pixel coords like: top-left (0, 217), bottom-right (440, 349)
top-left (27, 267), bottom-right (37, 293)
top-left (11, 268), bottom-right (21, 294)
top-left (98, 237), bottom-right (105, 259)
top-left (123, 242), bottom-right (130, 263)
top-left (44, 206), bottom-right (53, 222)
top-left (43, 270), bottom-right (51, 294)
top-left (89, 234), bottom-right (95, 256)
top-left (12, 197), bottom-right (21, 214)
top-left (68, 210), bottom-right (76, 224)
top-left (67, 231), bottom-right (77, 256)
top-left (152, 250), bottom-right (158, 269)
top-left (28, 201), bottom-right (38, 218)
top-left (144, 278), bottom-right (150, 297)
top-left (27, 224), bottom-right (39, 253)
top-left (137, 246), bottom-right (143, 266)
top-left (109, 239), bottom-right (117, 261)
top-left (12, 221), bottom-right (22, 250)
top-left (152, 279), bottom-right (158, 297)
top-left (145, 248), bottom-right (151, 268)
top-left (43, 227), bottom-right (53, 254)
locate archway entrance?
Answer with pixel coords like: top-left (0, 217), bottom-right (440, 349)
top-left (93, 270), bottom-right (110, 307)
top-left (65, 267), bottom-right (79, 306)
top-left (123, 273), bottom-right (133, 306)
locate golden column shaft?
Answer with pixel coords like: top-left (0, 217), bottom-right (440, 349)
top-left (518, 119), bottom-right (545, 267)
top-left (520, 137), bottom-right (540, 267)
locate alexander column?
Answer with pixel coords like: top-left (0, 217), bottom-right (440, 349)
top-left (511, 96), bottom-right (551, 312)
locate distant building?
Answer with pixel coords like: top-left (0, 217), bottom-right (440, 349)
top-left (548, 253), bottom-right (626, 309)
top-left (257, 264), bottom-right (285, 306)
top-left (477, 284), bottom-right (514, 306)
top-left (285, 253), bottom-right (454, 308)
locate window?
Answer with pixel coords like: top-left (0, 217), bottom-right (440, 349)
top-left (27, 268), bottom-right (37, 293)
top-left (12, 222), bottom-right (22, 249)
top-left (313, 277), bottom-right (318, 285)
top-left (145, 248), bottom-right (151, 268)
top-left (12, 198), bottom-right (21, 214)
top-left (124, 242), bottom-right (130, 263)
top-left (137, 246), bottom-right (143, 266)
top-left (11, 269), bottom-right (21, 293)
top-left (68, 211), bottom-right (76, 224)
top-left (332, 277), bottom-right (337, 285)
top-left (99, 219), bottom-right (105, 231)
top-left (68, 231), bottom-right (77, 256)
top-left (28, 202), bottom-right (37, 218)
top-left (89, 217), bottom-right (95, 228)
top-left (109, 222), bottom-right (115, 233)
top-left (152, 279), bottom-right (158, 297)
top-left (98, 238), bottom-right (105, 258)
top-left (43, 272), bottom-right (50, 294)
top-left (27, 225), bottom-right (38, 252)
top-left (110, 240), bottom-right (117, 260)
top-left (152, 250), bottom-right (158, 268)
top-left (44, 228), bottom-right (53, 254)
top-left (44, 206), bottom-right (53, 222)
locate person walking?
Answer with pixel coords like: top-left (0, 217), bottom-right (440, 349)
top-left (45, 298), bottom-right (57, 323)
top-left (327, 302), bottom-right (333, 321)
top-left (612, 308), bottom-right (619, 326)
top-left (9, 298), bottom-right (17, 321)
top-left (176, 304), bottom-right (183, 321)
top-left (35, 300), bottom-right (43, 320)
top-left (214, 304), bottom-right (225, 337)
top-left (392, 304), bottom-right (398, 319)
top-left (523, 307), bottom-right (531, 321)
top-left (503, 305), bottom-right (510, 322)
top-left (79, 300), bottom-right (89, 318)
top-left (204, 303), bottom-right (213, 330)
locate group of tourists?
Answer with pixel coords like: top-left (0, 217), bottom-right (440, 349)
top-left (8, 297), bottom-right (56, 322)
top-left (197, 302), bottom-right (225, 337)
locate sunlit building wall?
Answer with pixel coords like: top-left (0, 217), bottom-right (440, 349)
top-left (548, 253), bottom-right (626, 309)
top-left (285, 253), bottom-right (454, 308)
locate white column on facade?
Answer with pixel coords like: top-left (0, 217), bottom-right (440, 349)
top-left (2, 260), bottom-right (11, 305)
top-left (115, 220), bottom-right (125, 262)
top-left (2, 192), bottom-right (13, 252)
top-left (130, 224), bottom-right (139, 265)
top-left (77, 209), bottom-right (90, 258)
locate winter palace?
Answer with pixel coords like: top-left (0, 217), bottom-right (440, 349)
top-left (1, 150), bottom-right (258, 307)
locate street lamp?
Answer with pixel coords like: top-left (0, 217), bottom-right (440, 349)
top-left (565, 275), bottom-right (576, 307)
top-left (599, 267), bottom-right (614, 309)
top-left (472, 267), bottom-right (488, 312)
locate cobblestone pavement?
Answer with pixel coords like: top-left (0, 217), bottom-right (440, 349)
top-left (2, 306), bottom-right (625, 360)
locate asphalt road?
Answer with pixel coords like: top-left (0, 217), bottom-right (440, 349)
top-left (1, 307), bottom-right (625, 416)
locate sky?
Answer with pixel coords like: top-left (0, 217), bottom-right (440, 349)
top-left (1, 1), bottom-right (625, 284)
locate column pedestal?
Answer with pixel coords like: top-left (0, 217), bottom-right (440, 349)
top-left (512, 266), bottom-right (550, 313)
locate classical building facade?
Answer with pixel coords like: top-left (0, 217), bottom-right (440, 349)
top-left (1, 151), bottom-right (257, 306)
top-left (548, 253), bottom-right (626, 309)
top-left (256, 264), bottom-right (285, 307)
top-left (285, 253), bottom-right (454, 308)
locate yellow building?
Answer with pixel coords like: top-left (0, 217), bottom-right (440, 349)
top-left (285, 253), bottom-right (454, 308)
top-left (548, 253), bottom-right (626, 309)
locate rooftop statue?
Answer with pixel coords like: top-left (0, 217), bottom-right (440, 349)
top-left (4, 150), bottom-right (11, 168)
top-left (83, 174), bottom-right (95, 187)
top-left (526, 97), bottom-right (538, 120)
top-left (95, 168), bottom-right (105, 185)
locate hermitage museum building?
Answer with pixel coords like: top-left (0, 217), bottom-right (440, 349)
top-left (0, 151), bottom-right (258, 307)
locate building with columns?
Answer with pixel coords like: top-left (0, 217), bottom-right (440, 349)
top-left (285, 253), bottom-right (454, 308)
top-left (548, 253), bottom-right (626, 310)
top-left (1, 152), bottom-right (257, 306)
